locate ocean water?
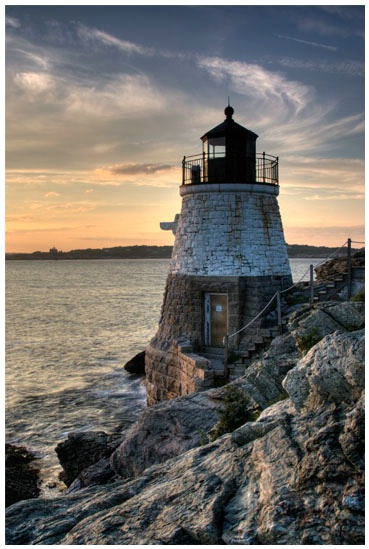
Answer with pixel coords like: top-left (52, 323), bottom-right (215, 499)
top-left (5, 257), bottom-right (320, 495)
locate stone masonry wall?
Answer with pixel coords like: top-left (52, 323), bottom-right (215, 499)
top-left (145, 340), bottom-right (214, 407)
top-left (146, 184), bottom-right (292, 405)
top-left (170, 187), bottom-right (291, 278)
top-left (146, 272), bottom-right (292, 405)
top-left (150, 273), bottom-right (291, 350)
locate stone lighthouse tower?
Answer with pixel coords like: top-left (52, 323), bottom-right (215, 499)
top-left (146, 105), bottom-right (292, 406)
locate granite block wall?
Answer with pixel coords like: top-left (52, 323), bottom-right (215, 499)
top-left (170, 187), bottom-right (291, 278)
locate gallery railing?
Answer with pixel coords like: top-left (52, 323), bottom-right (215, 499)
top-left (182, 152), bottom-right (279, 186)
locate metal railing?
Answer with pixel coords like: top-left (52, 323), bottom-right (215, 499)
top-left (182, 152), bottom-right (279, 186)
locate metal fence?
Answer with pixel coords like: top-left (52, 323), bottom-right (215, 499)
top-left (182, 152), bottom-right (279, 185)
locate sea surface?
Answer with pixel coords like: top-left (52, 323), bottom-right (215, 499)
top-left (5, 257), bottom-right (322, 495)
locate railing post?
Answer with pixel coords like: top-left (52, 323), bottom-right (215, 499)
top-left (224, 335), bottom-right (229, 378)
top-left (347, 238), bottom-right (352, 300)
top-left (309, 264), bottom-right (314, 306)
top-left (262, 151), bottom-right (266, 183)
top-left (276, 291), bottom-right (282, 333)
top-left (182, 156), bottom-right (186, 185)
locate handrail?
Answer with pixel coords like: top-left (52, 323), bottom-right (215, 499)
top-left (223, 238), bottom-right (363, 362)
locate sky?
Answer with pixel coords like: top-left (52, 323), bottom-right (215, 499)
top-left (5, 3), bottom-right (365, 253)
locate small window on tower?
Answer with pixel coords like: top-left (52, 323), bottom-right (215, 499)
top-left (208, 137), bottom-right (225, 158)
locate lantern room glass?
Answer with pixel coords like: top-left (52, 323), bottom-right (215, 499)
top-left (204, 136), bottom-right (226, 158)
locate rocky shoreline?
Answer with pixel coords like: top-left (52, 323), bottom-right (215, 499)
top-left (5, 298), bottom-right (365, 544)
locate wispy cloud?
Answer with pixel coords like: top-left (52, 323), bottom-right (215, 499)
top-left (275, 33), bottom-right (337, 51)
top-left (197, 55), bottom-right (364, 157)
top-left (98, 163), bottom-right (174, 176)
top-left (76, 24), bottom-right (154, 56)
top-left (275, 57), bottom-right (364, 77)
top-left (296, 14), bottom-right (357, 38)
top-left (197, 56), bottom-right (313, 115)
top-left (16, 49), bottom-right (50, 70)
top-left (5, 16), bottom-right (20, 28)
top-left (14, 71), bottom-right (54, 94)
top-left (75, 23), bottom-right (186, 60)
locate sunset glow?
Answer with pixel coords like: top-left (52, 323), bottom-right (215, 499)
top-left (6, 5), bottom-right (365, 253)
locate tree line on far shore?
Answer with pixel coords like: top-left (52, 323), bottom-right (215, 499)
top-left (5, 243), bottom-right (356, 261)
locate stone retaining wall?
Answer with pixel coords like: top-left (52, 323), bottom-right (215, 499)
top-left (145, 341), bottom-right (214, 406)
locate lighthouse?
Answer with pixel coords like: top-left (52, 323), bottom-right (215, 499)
top-left (146, 105), bottom-right (292, 406)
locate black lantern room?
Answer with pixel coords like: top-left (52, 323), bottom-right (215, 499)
top-left (201, 105), bottom-right (258, 183)
top-left (182, 105), bottom-right (279, 186)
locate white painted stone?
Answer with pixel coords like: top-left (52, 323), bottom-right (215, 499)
top-left (170, 186), bottom-right (291, 277)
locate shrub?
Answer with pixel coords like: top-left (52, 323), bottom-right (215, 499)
top-left (211, 385), bottom-right (252, 440)
top-left (351, 288), bottom-right (365, 302)
top-left (295, 327), bottom-right (321, 355)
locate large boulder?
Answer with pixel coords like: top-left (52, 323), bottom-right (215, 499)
top-left (288, 301), bottom-right (364, 354)
top-left (123, 351), bottom-right (146, 375)
top-left (6, 330), bottom-right (364, 545)
top-left (5, 444), bottom-right (40, 507)
top-left (110, 390), bottom-right (222, 478)
top-left (283, 329), bottom-right (364, 411)
top-left (55, 431), bottom-right (123, 487)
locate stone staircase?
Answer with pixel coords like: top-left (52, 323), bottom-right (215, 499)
top-left (313, 273), bottom-right (347, 302)
top-left (199, 266), bottom-right (364, 384)
top-left (199, 347), bottom-right (226, 379)
top-left (227, 326), bottom-right (283, 381)
top-left (291, 273), bottom-right (349, 304)
top-left (199, 326), bottom-right (283, 382)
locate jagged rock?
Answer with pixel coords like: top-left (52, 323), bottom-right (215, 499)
top-left (110, 390), bottom-right (222, 478)
top-left (5, 444), bottom-right (40, 507)
top-left (112, 303), bottom-right (363, 486)
top-left (315, 248), bottom-right (364, 281)
top-left (234, 333), bottom-right (299, 409)
top-left (123, 350), bottom-right (146, 375)
top-left (55, 431), bottom-right (123, 487)
top-left (288, 301), bottom-right (364, 354)
top-left (66, 457), bottom-right (116, 493)
top-left (57, 301), bottom-right (364, 493)
top-left (339, 394), bottom-right (365, 470)
top-left (111, 332), bottom-right (300, 479)
top-left (283, 329), bottom-right (364, 411)
top-left (5, 330), bottom-right (365, 545)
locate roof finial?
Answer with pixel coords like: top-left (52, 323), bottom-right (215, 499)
top-left (224, 99), bottom-right (234, 119)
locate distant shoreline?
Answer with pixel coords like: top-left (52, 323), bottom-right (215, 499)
top-left (5, 244), bottom-right (357, 261)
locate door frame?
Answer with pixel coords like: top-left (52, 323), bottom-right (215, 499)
top-left (204, 292), bottom-right (228, 347)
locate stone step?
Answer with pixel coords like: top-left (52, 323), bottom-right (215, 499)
top-left (228, 365), bottom-right (246, 378)
top-left (259, 328), bottom-right (273, 338)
